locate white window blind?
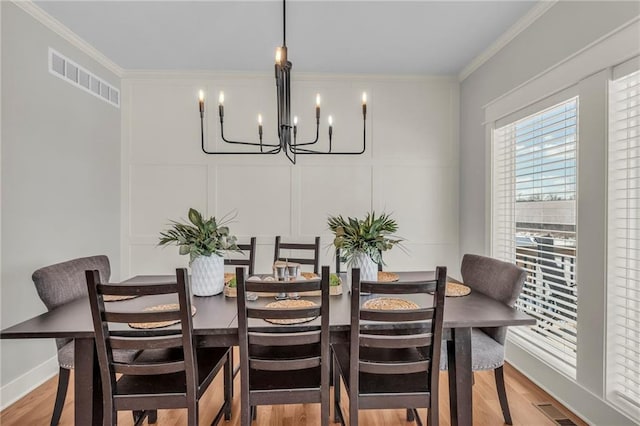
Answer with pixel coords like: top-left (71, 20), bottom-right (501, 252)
top-left (607, 68), bottom-right (640, 421)
top-left (492, 97), bottom-right (578, 377)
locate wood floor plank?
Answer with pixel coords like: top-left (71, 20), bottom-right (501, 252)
top-left (1, 360), bottom-right (587, 425)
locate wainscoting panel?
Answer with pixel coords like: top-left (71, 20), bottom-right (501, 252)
top-left (122, 73), bottom-right (460, 277)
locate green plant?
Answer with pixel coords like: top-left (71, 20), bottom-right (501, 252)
top-left (327, 211), bottom-right (403, 265)
top-left (329, 273), bottom-right (341, 287)
top-left (158, 208), bottom-right (240, 264)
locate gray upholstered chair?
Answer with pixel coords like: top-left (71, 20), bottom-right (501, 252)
top-left (32, 255), bottom-right (142, 426)
top-left (440, 254), bottom-right (526, 425)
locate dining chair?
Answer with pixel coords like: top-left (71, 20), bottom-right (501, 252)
top-left (440, 254), bottom-right (527, 425)
top-left (32, 255), bottom-right (142, 426)
top-left (274, 236), bottom-right (320, 273)
top-left (332, 266), bottom-right (447, 426)
top-left (225, 236), bottom-right (257, 275)
top-left (235, 266), bottom-right (331, 426)
top-left (86, 268), bottom-right (232, 426)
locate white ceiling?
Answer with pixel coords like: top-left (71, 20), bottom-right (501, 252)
top-left (35, 1), bottom-right (536, 75)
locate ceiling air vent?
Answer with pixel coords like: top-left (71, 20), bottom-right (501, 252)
top-left (48, 48), bottom-right (119, 108)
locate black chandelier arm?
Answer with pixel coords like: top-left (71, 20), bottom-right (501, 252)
top-left (289, 118), bottom-right (320, 147)
top-left (289, 118), bottom-right (366, 155)
top-left (200, 115), bottom-right (282, 154)
top-left (219, 120), bottom-right (281, 148)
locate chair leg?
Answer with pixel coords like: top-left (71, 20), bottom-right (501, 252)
top-left (333, 356), bottom-right (343, 424)
top-left (407, 408), bottom-right (415, 421)
top-left (252, 406), bottom-right (257, 420)
top-left (494, 366), bottom-right (513, 425)
top-left (51, 367), bottom-right (70, 426)
top-left (148, 410), bottom-right (158, 423)
top-left (224, 351), bottom-right (233, 420)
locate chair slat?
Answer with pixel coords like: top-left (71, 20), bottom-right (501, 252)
top-left (103, 310), bottom-right (181, 324)
top-left (360, 281), bottom-right (437, 294)
top-left (248, 306), bottom-right (320, 320)
top-left (97, 283), bottom-right (177, 297)
top-left (359, 333), bottom-right (433, 349)
top-left (113, 360), bottom-right (186, 376)
top-left (278, 243), bottom-right (318, 250)
top-left (250, 357), bottom-right (321, 371)
top-left (249, 330), bottom-right (321, 347)
top-left (360, 308), bottom-right (434, 322)
top-left (109, 335), bottom-right (183, 350)
top-left (358, 360), bottom-right (430, 375)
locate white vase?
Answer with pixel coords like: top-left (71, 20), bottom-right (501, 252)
top-left (190, 254), bottom-right (224, 296)
top-left (350, 251), bottom-right (378, 282)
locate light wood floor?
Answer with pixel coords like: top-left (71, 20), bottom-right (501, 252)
top-left (1, 359), bottom-right (586, 426)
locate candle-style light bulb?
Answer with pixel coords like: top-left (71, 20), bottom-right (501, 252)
top-left (258, 113), bottom-right (263, 140)
top-left (362, 92), bottom-right (367, 118)
top-left (294, 116), bottom-right (298, 126)
top-left (218, 91), bottom-right (224, 119)
top-left (258, 114), bottom-right (263, 125)
top-left (328, 115), bottom-right (333, 141)
top-left (198, 90), bottom-right (205, 115)
top-left (275, 48), bottom-right (282, 65)
top-left (328, 116), bottom-right (333, 126)
top-left (315, 94), bottom-right (321, 120)
top-left (293, 115), bottom-right (298, 140)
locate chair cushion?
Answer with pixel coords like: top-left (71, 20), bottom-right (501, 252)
top-left (332, 343), bottom-right (431, 395)
top-left (439, 328), bottom-right (504, 371)
top-left (57, 340), bottom-right (141, 370)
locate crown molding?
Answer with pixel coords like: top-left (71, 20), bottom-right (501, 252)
top-left (122, 69), bottom-right (458, 83)
top-left (458, 0), bottom-right (558, 82)
top-left (11, 0), bottom-right (124, 78)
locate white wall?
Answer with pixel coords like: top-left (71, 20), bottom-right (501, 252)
top-left (121, 74), bottom-right (459, 279)
top-left (0, 2), bottom-right (121, 408)
top-left (459, 1), bottom-right (640, 424)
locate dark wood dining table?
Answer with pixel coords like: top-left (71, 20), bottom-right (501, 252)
top-left (1, 271), bottom-right (535, 426)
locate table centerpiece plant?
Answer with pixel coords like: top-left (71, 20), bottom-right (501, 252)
top-left (159, 208), bottom-right (240, 296)
top-left (327, 211), bottom-right (404, 281)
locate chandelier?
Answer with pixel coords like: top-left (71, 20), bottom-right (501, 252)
top-left (198, 0), bottom-right (367, 165)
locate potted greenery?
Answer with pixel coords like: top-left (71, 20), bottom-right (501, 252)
top-left (327, 211), bottom-right (403, 281)
top-left (159, 208), bottom-right (240, 296)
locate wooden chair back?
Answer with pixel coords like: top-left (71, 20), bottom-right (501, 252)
top-left (86, 268), bottom-right (198, 412)
top-left (236, 266), bottom-right (331, 423)
top-left (225, 236), bottom-right (257, 275)
top-left (274, 236), bottom-right (320, 273)
top-left (350, 266), bottom-right (447, 400)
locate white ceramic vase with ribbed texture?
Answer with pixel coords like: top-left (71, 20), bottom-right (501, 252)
top-left (350, 251), bottom-right (378, 282)
top-left (190, 254), bottom-right (224, 296)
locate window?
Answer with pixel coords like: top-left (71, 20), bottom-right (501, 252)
top-left (492, 97), bottom-right (578, 377)
top-left (607, 68), bottom-right (640, 421)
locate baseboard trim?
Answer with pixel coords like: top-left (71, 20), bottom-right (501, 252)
top-left (505, 340), bottom-right (638, 426)
top-left (0, 356), bottom-right (59, 410)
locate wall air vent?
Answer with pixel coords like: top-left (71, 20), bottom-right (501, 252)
top-left (48, 48), bottom-right (119, 108)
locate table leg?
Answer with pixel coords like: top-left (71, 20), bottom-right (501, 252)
top-left (448, 327), bottom-right (472, 426)
top-left (74, 338), bottom-right (102, 426)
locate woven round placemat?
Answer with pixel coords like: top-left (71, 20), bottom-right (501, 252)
top-left (103, 294), bottom-right (138, 302)
top-left (446, 282), bottom-right (471, 297)
top-left (129, 304), bottom-right (197, 329)
top-left (362, 297), bottom-right (419, 310)
top-left (263, 299), bottom-right (318, 325)
top-left (377, 271), bottom-right (399, 282)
